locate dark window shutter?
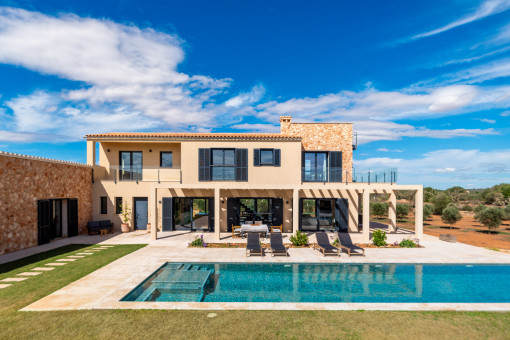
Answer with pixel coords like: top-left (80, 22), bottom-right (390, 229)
top-left (236, 148), bottom-right (248, 181)
top-left (208, 198), bottom-right (215, 232)
top-left (227, 198), bottom-right (238, 232)
top-left (253, 148), bottom-right (260, 166)
top-left (298, 198), bottom-right (303, 232)
top-left (274, 149), bottom-right (281, 166)
top-left (162, 197), bottom-right (173, 231)
top-left (67, 199), bottom-right (79, 237)
top-left (38, 200), bottom-right (51, 245)
top-left (198, 148), bottom-right (210, 181)
top-left (271, 198), bottom-right (284, 227)
top-left (329, 151), bottom-right (343, 182)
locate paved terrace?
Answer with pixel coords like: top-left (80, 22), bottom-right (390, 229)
top-left (2, 231), bottom-right (510, 312)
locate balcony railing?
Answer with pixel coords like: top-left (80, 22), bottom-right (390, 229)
top-left (353, 168), bottom-right (397, 184)
top-left (93, 165), bottom-right (182, 183)
top-left (302, 167), bottom-right (397, 184)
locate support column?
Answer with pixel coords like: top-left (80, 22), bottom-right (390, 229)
top-left (150, 187), bottom-right (157, 240)
top-left (388, 190), bottom-right (396, 233)
top-left (214, 188), bottom-right (220, 241)
top-left (362, 189), bottom-right (370, 243)
top-left (86, 140), bottom-right (96, 166)
top-left (292, 189), bottom-right (299, 234)
top-left (414, 187), bottom-right (424, 242)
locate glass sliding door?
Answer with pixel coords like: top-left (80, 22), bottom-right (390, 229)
top-left (301, 199), bottom-right (317, 231)
top-left (318, 200), bottom-right (334, 231)
top-left (174, 198), bottom-right (192, 230)
top-left (300, 199), bottom-right (337, 231)
top-left (303, 152), bottom-right (328, 182)
top-left (119, 151), bottom-right (142, 181)
top-left (237, 198), bottom-right (274, 225)
top-left (192, 199), bottom-right (209, 232)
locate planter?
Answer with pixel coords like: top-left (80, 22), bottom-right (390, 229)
top-left (121, 223), bottom-right (131, 233)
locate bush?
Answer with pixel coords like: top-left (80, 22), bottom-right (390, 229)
top-left (504, 205), bottom-right (510, 220)
top-left (372, 229), bottom-right (387, 247)
top-left (370, 202), bottom-right (387, 218)
top-left (461, 204), bottom-right (473, 211)
top-left (441, 205), bottom-right (462, 228)
top-left (423, 204), bottom-right (433, 221)
top-left (399, 239), bottom-right (417, 248)
top-left (396, 204), bottom-right (409, 221)
top-left (474, 204), bottom-right (487, 221)
top-left (432, 193), bottom-right (452, 215)
top-left (478, 207), bottom-right (504, 233)
top-left (290, 231), bottom-right (309, 246)
top-left (189, 235), bottom-right (207, 247)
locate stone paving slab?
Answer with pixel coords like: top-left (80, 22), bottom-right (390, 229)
top-left (77, 253), bottom-right (93, 255)
top-left (68, 255), bottom-right (85, 258)
top-left (46, 263), bottom-right (67, 266)
top-left (56, 259), bottom-right (76, 262)
top-left (1, 277), bottom-right (28, 282)
top-left (0, 284), bottom-right (12, 289)
top-left (17, 272), bottom-right (42, 276)
top-left (32, 267), bottom-right (55, 271)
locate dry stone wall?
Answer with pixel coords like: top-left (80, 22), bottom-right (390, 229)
top-left (0, 152), bottom-right (92, 254)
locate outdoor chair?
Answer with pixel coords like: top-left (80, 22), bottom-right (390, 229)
top-left (314, 232), bottom-right (340, 256)
top-left (232, 225), bottom-right (242, 239)
top-left (254, 220), bottom-right (263, 225)
top-left (271, 225), bottom-right (282, 233)
top-left (246, 233), bottom-right (263, 257)
top-left (270, 233), bottom-right (288, 256)
top-left (336, 232), bottom-right (365, 256)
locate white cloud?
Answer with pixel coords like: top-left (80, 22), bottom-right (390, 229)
top-left (475, 118), bottom-right (496, 123)
top-left (229, 123), bottom-right (280, 133)
top-left (411, 0), bottom-right (510, 40)
top-left (225, 85), bottom-right (265, 108)
top-left (377, 148), bottom-right (389, 152)
top-left (434, 167), bottom-right (456, 173)
top-left (501, 110), bottom-right (510, 116)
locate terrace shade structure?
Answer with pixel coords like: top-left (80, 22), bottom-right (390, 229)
top-left (86, 116), bottom-right (422, 244)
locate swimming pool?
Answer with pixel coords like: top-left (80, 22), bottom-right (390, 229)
top-left (121, 262), bottom-right (510, 303)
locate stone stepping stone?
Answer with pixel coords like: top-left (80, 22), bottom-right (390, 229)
top-left (68, 255), bottom-right (85, 258)
top-left (87, 250), bottom-right (102, 252)
top-left (99, 245), bottom-right (114, 247)
top-left (46, 263), bottom-right (67, 266)
top-left (0, 284), bottom-right (12, 289)
top-left (1, 277), bottom-right (28, 282)
top-left (77, 253), bottom-right (93, 255)
top-left (56, 259), bottom-right (76, 262)
top-left (17, 272), bottom-right (42, 276)
top-left (32, 267), bottom-right (55, 271)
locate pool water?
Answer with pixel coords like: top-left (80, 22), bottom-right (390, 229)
top-left (121, 262), bottom-right (510, 303)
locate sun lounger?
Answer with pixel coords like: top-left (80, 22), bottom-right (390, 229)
top-left (246, 233), bottom-right (263, 257)
top-left (336, 232), bottom-right (365, 256)
top-left (314, 232), bottom-right (340, 256)
top-left (270, 233), bottom-right (288, 256)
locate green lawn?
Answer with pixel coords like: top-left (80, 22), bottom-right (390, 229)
top-left (1, 245), bottom-right (510, 339)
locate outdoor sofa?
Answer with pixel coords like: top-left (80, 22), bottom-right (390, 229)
top-left (87, 220), bottom-right (114, 235)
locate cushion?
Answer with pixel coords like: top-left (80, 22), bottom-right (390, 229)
top-left (88, 221), bottom-right (100, 228)
top-left (99, 220), bottom-right (111, 227)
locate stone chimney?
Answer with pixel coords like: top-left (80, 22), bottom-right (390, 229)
top-left (279, 116), bottom-right (292, 134)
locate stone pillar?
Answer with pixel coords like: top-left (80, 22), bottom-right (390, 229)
top-left (292, 189), bottom-right (299, 234)
top-left (214, 188), bottom-right (220, 241)
top-left (150, 187), bottom-right (157, 241)
top-left (414, 187), bottom-right (424, 242)
top-left (362, 189), bottom-right (370, 243)
top-left (388, 190), bottom-right (397, 233)
top-left (86, 140), bottom-right (96, 166)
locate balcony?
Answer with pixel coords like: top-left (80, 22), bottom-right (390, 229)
top-left (93, 165), bottom-right (181, 183)
top-left (302, 167), bottom-right (397, 184)
top-left (353, 168), bottom-right (397, 184)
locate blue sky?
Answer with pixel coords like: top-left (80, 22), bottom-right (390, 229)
top-left (0, 0), bottom-right (509, 189)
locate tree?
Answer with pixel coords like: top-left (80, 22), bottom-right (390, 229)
top-left (446, 186), bottom-right (468, 203)
top-left (478, 207), bottom-right (504, 233)
top-left (441, 205), bottom-right (462, 228)
top-left (432, 193), bottom-right (452, 215)
top-left (423, 204), bottom-right (433, 221)
top-left (499, 184), bottom-right (510, 199)
top-left (424, 187), bottom-right (438, 203)
top-left (504, 205), bottom-right (510, 221)
top-left (474, 204), bottom-right (487, 222)
top-left (370, 202), bottom-right (387, 218)
top-left (396, 204), bottom-right (409, 221)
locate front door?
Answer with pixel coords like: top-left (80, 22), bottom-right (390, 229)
top-left (67, 199), bottom-right (79, 237)
top-left (134, 197), bottom-right (148, 230)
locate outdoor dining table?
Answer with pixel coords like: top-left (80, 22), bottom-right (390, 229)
top-left (240, 224), bottom-right (269, 238)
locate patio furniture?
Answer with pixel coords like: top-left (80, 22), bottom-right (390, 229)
top-left (270, 233), bottom-right (288, 256)
top-left (271, 225), bottom-right (282, 233)
top-left (241, 224), bottom-right (269, 238)
top-left (314, 232), bottom-right (340, 256)
top-left (336, 232), bottom-right (365, 256)
top-left (254, 220), bottom-right (263, 225)
top-left (246, 233), bottom-right (263, 257)
top-left (232, 225), bottom-right (242, 239)
top-left (87, 220), bottom-right (114, 235)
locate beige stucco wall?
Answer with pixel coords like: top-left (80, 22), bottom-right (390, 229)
top-left (98, 142), bottom-right (182, 168)
top-left (0, 153), bottom-right (92, 254)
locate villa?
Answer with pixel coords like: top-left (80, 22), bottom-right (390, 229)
top-left (86, 116), bottom-right (423, 243)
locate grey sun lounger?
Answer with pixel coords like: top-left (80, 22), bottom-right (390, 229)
top-left (337, 232), bottom-right (365, 257)
top-left (246, 232), bottom-right (263, 257)
top-left (270, 233), bottom-right (288, 256)
top-left (314, 232), bottom-right (340, 256)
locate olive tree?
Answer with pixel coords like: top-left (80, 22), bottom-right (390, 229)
top-left (441, 205), bottom-right (462, 228)
top-left (423, 204), bottom-right (433, 221)
top-left (432, 193), bottom-right (452, 215)
top-left (396, 204), bottom-right (409, 221)
top-left (478, 207), bottom-right (504, 233)
top-left (370, 202), bottom-right (387, 218)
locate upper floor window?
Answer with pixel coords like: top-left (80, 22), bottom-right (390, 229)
top-left (199, 148), bottom-right (247, 182)
top-left (211, 149), bottom-right (236, 181)
top-left (160, 152), bottom-right (173, 168)
top-left (254, 148), bottom-right (281, 166)
top-left (119, 151), bottom-right (142, 181)
top-left (302, 151), bottom-right (343, 182)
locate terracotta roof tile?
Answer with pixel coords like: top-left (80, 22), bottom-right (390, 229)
top-left (85, 132), bottom-right (300, 140)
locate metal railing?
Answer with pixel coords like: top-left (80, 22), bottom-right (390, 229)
top-left (301, 167), bottom-right (397, 184)
top-left (353, 168), bottom-right (397, 184)
top-left (92, 165), bottom-right (182, 183)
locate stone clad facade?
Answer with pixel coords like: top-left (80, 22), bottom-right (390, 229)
top-left (0, 152), bottom-right (92, 254)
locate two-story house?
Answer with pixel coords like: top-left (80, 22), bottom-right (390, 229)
top-left (86, 116), bottom-right (423, 243)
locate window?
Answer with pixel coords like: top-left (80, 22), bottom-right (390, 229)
top-left (303, 152), bottom-right (328, 182)
top-left (254, 149), bottom-right (281, 166)
top-left (260, 150), bottom-right (274, 165)
top-left (100, 196), bottom-right (107, 214)
top-left (119, 151), bottom-right (142, 181)
top-left (160, 152), bottom-right (173, 168)
top-left (115, 197), bottom-right (122, 214)
top-left (211, 149), bottom-right (236, 181)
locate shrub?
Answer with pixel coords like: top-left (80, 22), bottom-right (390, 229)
top-left (370, 202), bottom-right (387, 218)
top-left (189, 235), bottom-right (207, 247)
top-left (399, 239), bottom-right (417, 248)
top-left (441, 205), bottom-right (462, 228)
top-left (504, 205), bottom-right (510, 220)
top-left (290, 231), bottom-right (309, 246)
top-left (478, 207), bottom-right (504, 233)
top-left (372, 229), bottom-right (387, 247)
top-left (423, 204), bottom-right (433, 221)
top-left (396, 204), bottom-right (409, 221)
top-left (461, 204), bottom-right (473, 211)
top-left (432, 193), bottom-right (452, 215)
top-left (474, 204), bottom-right (487, 221)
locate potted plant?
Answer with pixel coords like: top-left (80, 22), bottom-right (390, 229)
top-left (120, 202), bottom-right (131, 233)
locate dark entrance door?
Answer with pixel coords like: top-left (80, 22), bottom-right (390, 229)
top-left (50, 199), bottom-right (62, 239)
top-left (162, 197), bottom-right (173, 231)
top-left (134, 197), bottom-right (148, 230)
top-left (38, 200), bottom-right (51, 245)
top-left (67, 199), bottom-right (79, 237)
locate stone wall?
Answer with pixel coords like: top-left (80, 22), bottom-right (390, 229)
top-left (280, 116), bottom-right (354, 178)
top-left (0, 152), bottom-right (92, 255)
